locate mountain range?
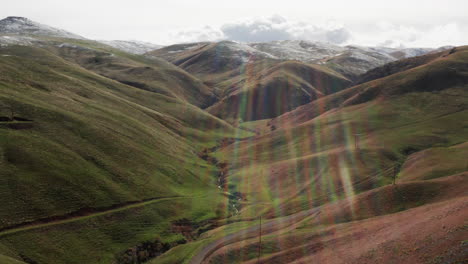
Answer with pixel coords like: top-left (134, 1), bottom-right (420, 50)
top-left (0, 16), bottom-right (466, 264)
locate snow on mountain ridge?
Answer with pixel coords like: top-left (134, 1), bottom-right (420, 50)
top-left (249, 40), bottom-right (346, 61)
top-left (249, 40), bottom-right (436, 64)
top-left (99, 40), bottom-right (163, 55)
top-left (0, 16), bottom-right (84, 39)
top-left (217, 41), bottom-right (278, 61)
top-left (0, 35), bottom-right (36, 46)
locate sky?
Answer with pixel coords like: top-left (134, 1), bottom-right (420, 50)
top-left (2, 0), bottom-right (468, 47)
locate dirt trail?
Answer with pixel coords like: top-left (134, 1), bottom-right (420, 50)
top-left (0, 196), bottom-right (194, 238)
top-left (189, 207), bottom-right (322, 264)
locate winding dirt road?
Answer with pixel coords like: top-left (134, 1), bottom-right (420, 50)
top-left (189, 206), bottom-right (322, 264)
top-left (0, 196), bottom-right (194, 238)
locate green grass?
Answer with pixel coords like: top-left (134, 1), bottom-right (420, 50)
top-left (36, 36), bottom-right (217, 108)
top-left (0, 44), bottom-right (245, 263)
top-left (398, 142), bottom-right (468, 181)
top-left (151, 239), bottom-right (210, 264)
top-left (0, 254), bottom-right (26, 264)
top-left (0, 193), bottom-right (227, 264)
top-left (150, 218), bottom-right (261, 264)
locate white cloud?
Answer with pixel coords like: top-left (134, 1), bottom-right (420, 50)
top-left (170, 15), bottom-right (468, 48)
top-left (221, 15), bottom-right (294, 42)
top-left (170, 26), bottom-right (224, 43)
top-left (172, 15), bottom-right (352, 45)
top-left (351, 21), bottom-right (467, 48)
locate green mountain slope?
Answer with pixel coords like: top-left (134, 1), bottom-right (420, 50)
top-left (51, 40), bottom-right (217, 108)
top-left (0, 44), bottom-right (248, 263)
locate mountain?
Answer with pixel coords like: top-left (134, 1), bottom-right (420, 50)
top-left (152, 40), bottom-right (441, 81)
top-left (269, 46), bottom-right (468, 127)
top-left (249, 40), bottom-right (434, 63)
top-left (249, 40), bottom-right (346, 61)
top-left (0, 17), bottom-right (161, 55)
top-left (355, 47), bottom-right (456, 84)
top-left (98, 40), bottom-right (162, 54)
top-left (247, 40), bottom-right (439, 79)
top-left (321, 45), bottom-right (436, 79)
top-left (149, 40), bottom-right (442, 121)
top-left (149, 41), bottom-right (352, 121)
top-left (0, 15), bottom-right (440, 79)
top-left (48, 41), bottom-right (217, 108)
top-left (0, 17), bottom-right (217, 108)
top-left (206, 61), bottom-right (352, 121)
top-left (149, 41), bottom-right (277, 78)
top-left (0, 16), bottom-right (84, 39)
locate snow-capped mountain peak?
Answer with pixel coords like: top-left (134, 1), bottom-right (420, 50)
top-left (0, 16), bottom-right (84, 39)
top-left (249, 40), bottom-right (346, 61)
top-left (99, 40), bottom-right (163, 55)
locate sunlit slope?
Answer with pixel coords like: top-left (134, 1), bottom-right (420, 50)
top-left (0, 43), bottom-right (243, 241)
top-left (213, 46), bottom-right (468, 217)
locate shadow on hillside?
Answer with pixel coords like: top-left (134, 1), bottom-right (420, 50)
top-left (0, 116), bottom-right (34, 129)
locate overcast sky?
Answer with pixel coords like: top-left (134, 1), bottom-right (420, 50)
top-left (2, 0), bottom-right (468, 47)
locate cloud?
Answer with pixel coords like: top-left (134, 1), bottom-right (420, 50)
top-left (169, 15), bottom-right (468, 48)
top-left (351, 21), bottom-right (467, 48)
top-left (221, 15), bottom-right (293, 42)
top-left (220, 15), bottom-right (351, 44)
top-left (170, 15), bottom-right (352, 45)
top-left (170, 26), bottom-right (224, 43)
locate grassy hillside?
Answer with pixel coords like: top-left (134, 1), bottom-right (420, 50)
top-left (211, 46), bottom-right (468, 219)
top-left (152, 46), bottom-right (468, 264)
top-left (270, 46), bottom-right (468, 127)
top-left (398, 142), bottom-right (468, 181)
top-left (48, 38), bottom-right (217, 108)
top-left (0, 44), bottom-right (250, 263)
top-left (148, 41), bottom-right (259, 81)
top-left (207, 61), bottom-right (351, 121)
top-left (202, 174), bottom-right (468, 264)
top-left (0, 254), bottom-right (26, 264)
top-left (355, 47), bottom-right (456, 84)
top-left (0, 30), bottom-right (466, 263)
top-left (150, 42), bottom-right (352, 121)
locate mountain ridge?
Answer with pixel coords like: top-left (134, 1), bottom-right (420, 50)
top-left (0, 16), bottom-right (84, 39)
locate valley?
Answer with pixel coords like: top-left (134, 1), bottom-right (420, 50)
top-left (0, 16), bottom-right (466, 264)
